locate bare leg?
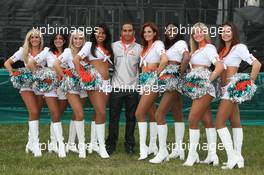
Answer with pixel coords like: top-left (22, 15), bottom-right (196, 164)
top-left (216, 100), bottom-right (236, 129)
top-left (188, 95), bottom-right (213, 129)
top-left (229, 104), bottom-right (241, 128)
top-left (135, 92), bottom-right (158, 122)
top-left (202, 107), bottom-right (214, 128)
top-left (45, 97), bottom-right (61, 122)
top-left (21, 91), bottom-right (41, 121)
top-left (148, 104), bottom-right (157, 122)
top-left (88, 91), bottom-right (108, 124)
top-left (170, 91), bottom-right (184, 122)
top-left (66, 93), bottom-right (84, 121)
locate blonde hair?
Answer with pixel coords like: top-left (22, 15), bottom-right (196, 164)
top-left (69, 29), bottom-right (86, 57)
top-left (189, 22), bottom-right (211, 54)
top-left (22, 28), bottom-right (44, 63)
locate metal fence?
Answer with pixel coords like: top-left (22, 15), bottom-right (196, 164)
top-left (0, 0), bottom-right (263, 66)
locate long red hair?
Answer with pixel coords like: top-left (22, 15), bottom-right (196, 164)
top-left (219, 22), bottom-right (240, 59)
top-left (140, 22), bottom-right (160, 49)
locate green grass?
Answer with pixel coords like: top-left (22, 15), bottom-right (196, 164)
top-left (0, 124), bottom-right (264, 175)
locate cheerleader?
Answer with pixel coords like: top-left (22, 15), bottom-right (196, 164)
top-left (135, 22), bottom-right (168, 160)
top-left (4, 29), bottom-right (44, 157)
top-left (216, 22), bottom-right (261, 169)
top-left (53, 31), bottom-right (90, 156)
top-left (73, 24), bottom-right (114, 159)
top-left (53, 29), bottom-right (88, 158)
top-left (28, 32), bottom-right (68, 158)
top-left (149, 23), bottom-right (190, 164)
top-left (182, 22), bottom-right (224, 166)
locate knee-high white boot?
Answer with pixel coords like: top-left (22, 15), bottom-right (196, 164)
top-left (148, 122), bottom-right (158, 155)
top-left (29, 120), bottom-right (42, 157)
top-left (138, 122), bottom-right (148, 160)
top-left (25, 126), bottom-right (33, 153)
top-left (66, 120), bottom-right (78, 153)
top-left (74, 120), bottom-right (86, 158)
top-left (88, 121), bottom-right (99, 154)
top-left (149, 124), bottom-right (169, 163)
top-left (48, 122), bottom-right (58, 153)
top-left (53, 122), bottom-right (66, 158)
top-left (183, 129), bottom-right (200, 166)
top-left (232, 128), bottom-right (244, 168)
top-left (169, 122), bottom-right (185, 160)
top-left (200, 128), bottom-right (219, 166)
top-left (217, 127), bottom-right (243, 169)
top-left (95, 123), bottom-right (109, 158)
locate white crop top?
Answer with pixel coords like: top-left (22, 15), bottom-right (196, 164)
top-left (57, 48), bottom-right (87, 69)
top-left (10, 47), bottom-right (45, 67)
top-left (222, 44), bottom-right (256, 67)
top-left (77, 41), bottom-right (113, 64)
top-left (166, 40), bottom-right (189, 62)
top-left (140, 40), bottom-right (165, 67)
top-left (190, 44), bottom-right (219, 66)
top-left (34, 47), bottom-right (57, 68)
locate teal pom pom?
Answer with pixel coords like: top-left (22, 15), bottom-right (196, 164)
top-left (60, 68), bottom-right (80, 92)
top-left (226, 73), bottom-right (257, 103)
top-left (32, 68), bottom-right (59, 93)
top-left (79, 64), bottom-right (103, 91)
top-left (182, 67), bottom-right (213, 99)
top-left (10, 68), bottom-right (34, 89)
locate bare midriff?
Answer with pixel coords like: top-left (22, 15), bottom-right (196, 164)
top-left (220, 66), bottom-right (238, 86)
top-left (168, 60), bottom-right (181, 65)
top-left (191, 64), bottom-right (210, 69)
top-left (142, 63), bottom-right (159, 72)
top-left (90, 59), bottom-right (109, 80)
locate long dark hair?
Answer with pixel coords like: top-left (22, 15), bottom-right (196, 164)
top-left (164, 23), bottom-right (184, 50)
top-left (49, 32), bottom-right (68, 53)
top-left (90, 24), bottom-right (114, 63)
top-left (140, 22), bottom-right (160, 49)
top-left (218, 22), bottom-right (240, 57)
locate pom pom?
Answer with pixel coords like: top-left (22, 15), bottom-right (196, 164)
top-left (60, 68), bottom-right (80, 92)
top-left (182, 68), bottom-right (214, 99)
top-left (79, 65), bottom-right (103, 91)
top-left (226, 73), bottom-right (257, 103)
top-left (139, 71), bottom-right (158, 87)
top-left (32, 68), bottom-right (59, 93)
top-left (10, 68), bottom-right (34, 89)
top-left (139, 71), bottom-right (159, 93)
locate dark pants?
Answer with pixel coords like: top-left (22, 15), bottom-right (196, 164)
top-left (106, 89), bottom-right (139, 148)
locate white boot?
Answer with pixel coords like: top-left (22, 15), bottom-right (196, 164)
top-left (217, 127), bottom-right (242, 169)
top-left (29, 120), bottom-right (42, 157)
top-left (149, 124), bottom-right (169, 164)
top-left (53, 122), bottom-right (66, 158)
top-left (200, 128), bottom-right (219, 166)
top-left (25, 127), bottom-right (33, 153)
top-left (148, 122), bottom-right (158, 155)
top-left (74, 120), bottom-right (86, 158)
top-left (138, 122), bottom-right (148, 160)
top-left (48, 122), bottom-right (58, 154)
top-left (232, 128), bottom-right (244, 168)
top-left (169, 122), bottom-right (185, 160)
top-left (66, 120), bottom-right (78, 153)
top-left (88, 121), bottom-right (99, 154)
top-left (183, 129), bottom-right (200, 166)
top-left (96, 123), bottom-right (109, 159)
